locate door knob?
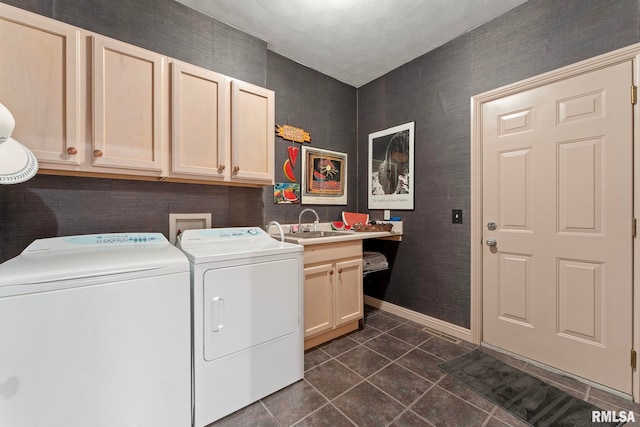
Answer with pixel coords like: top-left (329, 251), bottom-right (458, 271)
top-left (487, 222), bottom-right (497, 230)
top-left (486, 238), bottom-right (497, 247)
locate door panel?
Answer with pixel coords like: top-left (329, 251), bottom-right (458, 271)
top-left (557, 259), bottom-right (602, 343)
top-left (335, 258), bottom-right (364, 326)
top-left (203, 259), bottom-right (300, 361)
top-left (558, 138), bottom-right (602, 233)
top-left (171, 60), bottom-right (227, 179)
top-left (92, 36), bottom-right (165, 173)
top-left (303, 263), bottom-right (334, 338)
top-left (0, 5), bottom-right (82, 166)
top-left (497, 252), bottom-right (532, 326)
top-left (498, 149), bottom-right (532, 230)
top-left (230, 80), bottom-right (274, 183)
top-left (482, 61), bottom-right (632, 393)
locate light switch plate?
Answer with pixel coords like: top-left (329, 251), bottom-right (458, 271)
top-left (169, 213), bottom-right (212, 244)
top-left (452, 209), bottom-right (463, 224)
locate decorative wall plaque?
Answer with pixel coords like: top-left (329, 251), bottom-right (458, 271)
top-left (275, 124), bottom-right (311, 143)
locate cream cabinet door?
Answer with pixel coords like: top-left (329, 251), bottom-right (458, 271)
top-left (303, 263), bottom-right (334, 338)
top-left (170, 61), bottom-right (227, 180)
top-left (0, 4), bottom-right (82, 166)
top-left (92, 35), bottom-right (166, 174)
top-left (335, 258), bottom-right (364, 326)
top-left (230, 80), bottom-right (274, 184)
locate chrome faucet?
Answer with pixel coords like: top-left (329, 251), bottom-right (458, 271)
top-left (298, 208), bottom-right (319, 232)
top-left (265, 220), bottom-right (285, 242)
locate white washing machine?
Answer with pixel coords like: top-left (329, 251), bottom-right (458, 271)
top-left (178, 227), bottom-right (304, 426)
top-left (0, 233), bottom-right (191, 427)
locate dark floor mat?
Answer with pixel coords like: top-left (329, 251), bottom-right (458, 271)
top-left (438, 349), bottom-right (623, 427)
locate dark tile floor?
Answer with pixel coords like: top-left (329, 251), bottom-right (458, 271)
top-left (211, 306), bottom-right (640, 426)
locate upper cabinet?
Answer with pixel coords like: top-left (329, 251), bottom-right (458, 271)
top-left (167, 62), bottom-right (275, 185)
top-left (0, 4), bottom-right (275, 187)
top-left (92, 36), bottom-right (166, 175)
top-left (0, 4), bottom-right (82, 166)
top-left (230, 81), bottom-right (275, 184)
top-left (169, 60), bottom-right (227, 181)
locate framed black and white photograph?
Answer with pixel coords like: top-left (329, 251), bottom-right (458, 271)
top-left (368, 122), bottom-right (414, 210)
top-left (301, 146), bottom-right (347, 205)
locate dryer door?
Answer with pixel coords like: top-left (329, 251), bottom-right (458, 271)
top-left (203, 258), bottom-right (300, 361)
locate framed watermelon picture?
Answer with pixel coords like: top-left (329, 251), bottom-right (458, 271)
top-left (301, 146), bottom-right (347, 205)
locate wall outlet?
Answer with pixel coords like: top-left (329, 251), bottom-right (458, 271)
top-left (452, 209), bottom-right (463, 224)
top-left (169, 213), bottom-right (212, 244)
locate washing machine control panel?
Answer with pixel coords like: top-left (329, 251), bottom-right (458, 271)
top-left (23, 233), bottom-right (170, 253)
top-left (63, 233), bottom-right (166, 245)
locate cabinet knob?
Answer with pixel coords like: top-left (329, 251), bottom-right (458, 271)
top-left (218, 164), bottom-right (226, 171)
top-left (93, 149), bottom-right (103, 158)
top-left (233, 166), bottom-right (240, 174)
top-left (338, 269), bottom-right (343, 274)
top-left (329, 270), bottom-right (334, 275)
top-left (66, 147), bottom-right (77, 155)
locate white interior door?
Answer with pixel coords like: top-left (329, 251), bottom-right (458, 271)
top-left (482, 60), bottom-right (633, 393)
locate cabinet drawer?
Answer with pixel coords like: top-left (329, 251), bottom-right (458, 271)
top-left (304, 241), bottom-right (362, 265)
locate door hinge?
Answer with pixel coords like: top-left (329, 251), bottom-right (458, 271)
top-left (632, 85), bottom-right (637, 105)
top-left (634, 218), bottom-right (637, 238)
top-left (632, 349), bottom-right (637, 369)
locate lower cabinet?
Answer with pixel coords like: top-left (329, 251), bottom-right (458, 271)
top-left (303, 241), bottom-right (363, 350)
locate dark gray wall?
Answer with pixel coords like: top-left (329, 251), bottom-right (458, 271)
top-left (265, 51), bottom-right (358, 225)
top-left (0, 0), bottom-right (356, 262)
top-left (358, 0), bottom-right (640, 328)
top-left (0, 176), bottom-right (264, 262)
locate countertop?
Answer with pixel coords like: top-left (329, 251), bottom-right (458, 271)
top-left (268, 221), bottom-right (402, 246)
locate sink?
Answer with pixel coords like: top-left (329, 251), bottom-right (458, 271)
top-left (284, 231), bottom-right (349, 239)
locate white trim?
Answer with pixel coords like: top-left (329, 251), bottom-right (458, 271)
top-left (364, 296), bottom-right (472, 342)
top-left (470, 42), bottom-right (640, 403)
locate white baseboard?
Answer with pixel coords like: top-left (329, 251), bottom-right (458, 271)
top-left (364, 296), bottom-right (473, 343)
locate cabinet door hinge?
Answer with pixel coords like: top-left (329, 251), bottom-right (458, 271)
top-left (634, 218), bottom-right (637, 238)
top-left (632, 85), bottom-right (637, 105)
top-left (632, 349), bottom-right (637, 369)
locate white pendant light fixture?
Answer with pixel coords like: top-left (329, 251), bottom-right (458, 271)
top-left (0, 102), bottom-right (38, 184)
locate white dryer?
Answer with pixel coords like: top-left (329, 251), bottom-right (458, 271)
top-left (178, 227), bottom-right (303, 426)
top-left (0, 233), bottom-right (191, 427)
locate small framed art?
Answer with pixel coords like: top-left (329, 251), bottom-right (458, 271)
top-left (301, 146), bottom-right (347, 205)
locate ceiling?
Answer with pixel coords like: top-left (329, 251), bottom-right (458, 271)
top-left (174, 0), bottom-right (528, 87)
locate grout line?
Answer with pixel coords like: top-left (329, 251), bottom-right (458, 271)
top-left (268, 332), bottom-right (636, 427)
top-left (383, 327), bottom-right (433, 346)
top-left (435, 375), bottom-right (497, 416)
top-left (330, 403), bottom-right (359, 427)
top-left (306, 325), bottom-right (442, 425)
top-left (480, 410), bottom-right (494, 427)
top-left (259, 399), bottom-right (281, 426)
